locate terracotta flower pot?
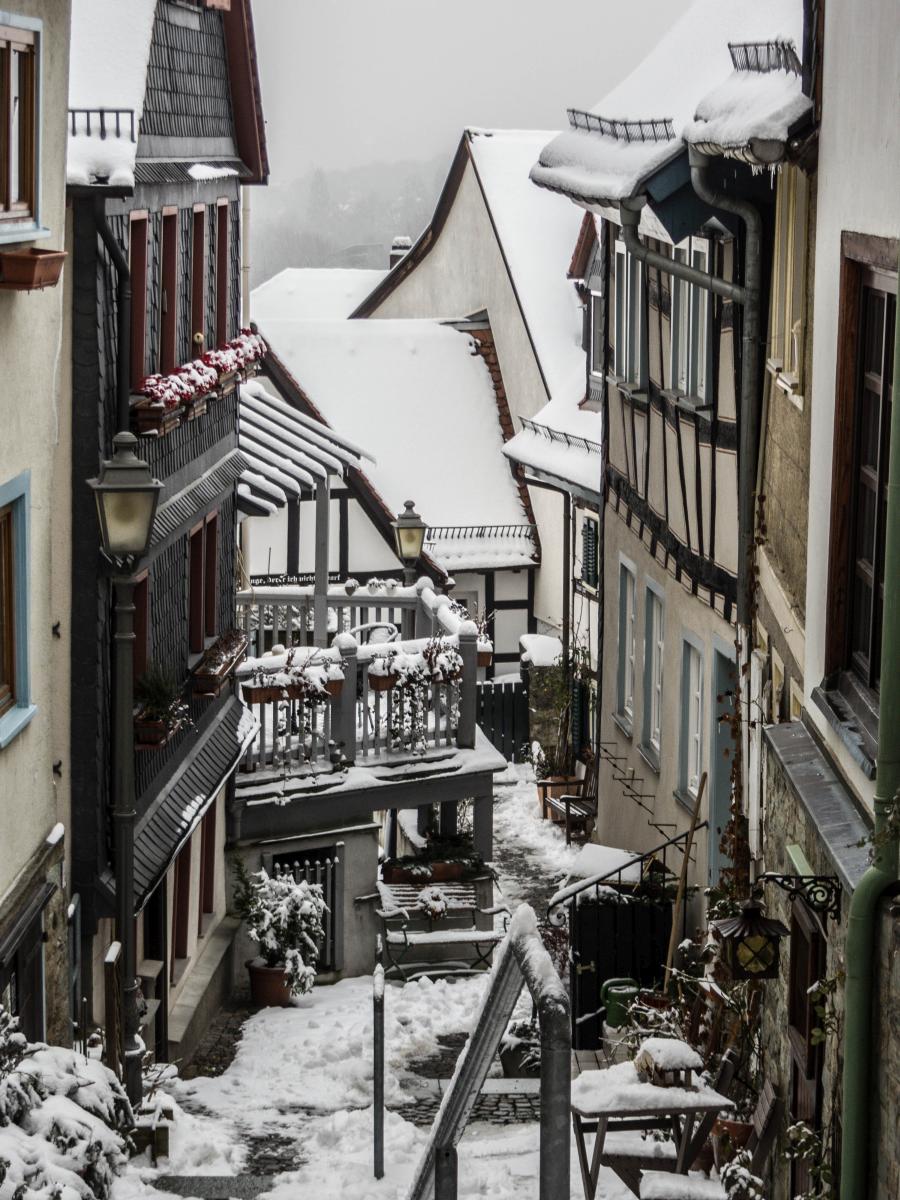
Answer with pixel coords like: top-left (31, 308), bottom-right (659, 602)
top-left (0, 248), bottom-right (67, 289)
top-left (712, 1118), bottom-right (754, 1168)
top-left (477, 651), bottom-right (493, 668)
top-left (247, 960), bottom-right (293, 1007)
top-left (241, 683), bottom-right (285, 704)
top-left (369, 673), bottom-right (395, 693)
top-left (326, 678), bottom-right (343, 698)
top-left (135, 717), bottom-right (169, 746)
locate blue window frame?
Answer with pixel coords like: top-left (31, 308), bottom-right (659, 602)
top-left (641, 583), bottom-right (665, 767)
top-left (0, 470), bottom-right (35, 748)
top-left (616, 558), bottom-right (636, 731)
top-left (677, 634), bottom-right (704, 805)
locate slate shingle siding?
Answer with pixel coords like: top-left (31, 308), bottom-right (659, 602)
top-left (229, 199), bottom-right (241, 341)
top-left (141, 4), bottom-right (235, 142)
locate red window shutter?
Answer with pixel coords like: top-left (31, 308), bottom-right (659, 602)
top-left (160, 210), bottom-right (178, 374)
top-left (129, 214), bottom-right (149, 389)
top-left (215, 201), bottom-right (228, 347)
top-left (191, 206), bottom-right (206, 355)
top-left (189, 525), bottom-right (205, 653)
top-left (204, 512), bottom-right (218, 638)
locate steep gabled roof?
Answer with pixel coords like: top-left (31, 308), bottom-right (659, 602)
top-left (352, 129), bottom-right (584, 407)
top-left (252, 269), bottom-right (388, 324)
top-left (67, 0), bottom-right (268, 189)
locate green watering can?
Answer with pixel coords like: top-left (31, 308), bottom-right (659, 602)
top-left (600, 976), bottom-right (639, 1028)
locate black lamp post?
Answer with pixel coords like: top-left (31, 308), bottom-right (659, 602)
top-left (711, 894), bottom-right (789, 982)
top-left (89, 432), bottom-right (162, 1105)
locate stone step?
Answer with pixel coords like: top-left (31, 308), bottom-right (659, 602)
top-left (151, 1176), bottom-right (274, 1199)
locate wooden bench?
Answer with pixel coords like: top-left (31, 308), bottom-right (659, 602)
top-left (538, 755), bottom-right (598, 844)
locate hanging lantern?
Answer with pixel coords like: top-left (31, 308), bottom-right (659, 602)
top-left (712, 895), bottom-right (788, 981)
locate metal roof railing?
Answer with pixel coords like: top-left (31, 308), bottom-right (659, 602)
top-left (68, 108), bottom-right (136, 142)
top-left (729, 40), bottom-right (802, 75)
top-left (567, 108), bottom-right (676, 143)
top-left (520, 415), bottom-right (604, 457)
top-left (425, 523), bottom-right (537, 542)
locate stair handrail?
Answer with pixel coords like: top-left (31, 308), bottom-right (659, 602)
top-left (545, 823), bottom-right (709, 923)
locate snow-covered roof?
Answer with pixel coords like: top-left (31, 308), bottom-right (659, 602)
top-left (531, 0), bottom-right (805, 206)
top-left (67, 0), bottom-right (157, 187)
top-left (503, 398), bottom-right (603, 497)
top-left (255, 317), bottom-right (535, 567)
top-left (684, 44), bottom-right (812, 158)
top-left (252, 269), bottom-right (389, 324)
top-left (237, 379), bottom-right (370, 512)
top-left (466, 130), bottom-right (585, 405)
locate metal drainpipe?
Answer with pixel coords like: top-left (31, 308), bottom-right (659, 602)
top-left (94, 197), bottom-right (132, 435)
top-left (840, 268), bottom-right (900, 1200)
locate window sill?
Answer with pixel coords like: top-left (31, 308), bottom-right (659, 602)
top-left (0, 703), bottom-right (38, 749)
top-left (0, 223), bottom-right (52, 248)
top-left (767, 359), bottom-right (804, 411)
top-left (611, 710), bottom-right (633, 739)
top-left (811, 682), bottom-right (877, 780)
top-left (673, 787), bottom-right (699, 814)
top-left (609, 376), bottom-right (649, 409)
top-left (638, 742), bottom-right (660, 774)
top-left (663, 390), bottom-right (712, 417)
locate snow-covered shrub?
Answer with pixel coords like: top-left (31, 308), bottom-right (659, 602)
top-left (0, 1005), bottom-right (132, 1200)
top-left (234, 864), bottom-right (328, 996)
top-left (720, 1149), bottom-right (766, 1199)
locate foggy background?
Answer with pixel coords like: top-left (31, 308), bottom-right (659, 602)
top-left (249, 0), bottom-right (679, 286)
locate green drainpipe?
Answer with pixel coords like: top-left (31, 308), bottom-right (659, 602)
top-left (840, 268), bottom-right (900, 1199)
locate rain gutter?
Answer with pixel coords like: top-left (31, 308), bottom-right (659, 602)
top-left (840, 265), bottom-right (900, 1200)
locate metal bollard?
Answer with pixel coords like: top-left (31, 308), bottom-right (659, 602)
top-left (373, 958), bottom-right (385, 1179)
top-left (434, 1145), bottom-right (458, 1200)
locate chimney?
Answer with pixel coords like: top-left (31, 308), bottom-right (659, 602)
top-left (390, 235), bottom-right (412, 269)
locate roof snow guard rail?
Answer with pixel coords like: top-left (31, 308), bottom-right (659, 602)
top-left (520, 415), bottom-right (603, 457)
top-left (567, 109), bottom-right (675, 143)
top-left (729, 40), bottom-right (802, 75)
top-left (405, 905), bottom-right (570, 1200)
top-left (425, 523), bottom-right (538, 542)
top-left (68, 108), bottom-right (136, 142)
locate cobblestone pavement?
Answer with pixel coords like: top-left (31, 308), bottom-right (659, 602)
top-left (180, 1001), bottom-right (255, 1081)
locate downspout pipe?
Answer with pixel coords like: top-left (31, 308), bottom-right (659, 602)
top-left (840, 267), bottom-right (900, 1200)
top-left (94, 197), bottom-right (132, 436)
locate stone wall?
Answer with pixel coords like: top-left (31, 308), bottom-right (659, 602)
top-left (761, 737), bottom-right (899, 1199)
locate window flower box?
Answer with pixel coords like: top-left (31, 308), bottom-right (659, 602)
top-left (239, 650), bottom-right (344, 705)
top-left (131, 398), bottom-right (182, 437)
top-left (134, 663), bottom-right (190, 748)
top-left (0, 248), bottom-right (67, 291)
top-left (192, 630), bottom-right (248, 698)
top-left (182, 393), bottom-right (209, 422)
top-left (241, 682), bottom-right (289, 705)
top-left (135, 714), bottom-right (183, 748)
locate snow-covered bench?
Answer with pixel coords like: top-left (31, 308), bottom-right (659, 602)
top-left (377, 882), bottom-right (509, 981)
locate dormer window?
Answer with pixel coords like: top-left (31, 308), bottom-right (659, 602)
top-left (671, 238), bottom-right (710, 401)
top-left (614, 240), bottom-right (646, 388)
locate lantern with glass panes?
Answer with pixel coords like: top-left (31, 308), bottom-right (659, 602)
top-left (711, 894), bottom-right (788, 981)
top-left (89, 433), bottom-right (163, 564)
top-left (391, 500), bottom-right (427, 584)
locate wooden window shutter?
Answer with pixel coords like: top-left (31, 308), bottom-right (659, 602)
top-left (189, 525), bottom-right (205, 653)
top-left (204, 512), bottom-right (218, 638)
top-left (581, 518), bottom-right (598, 588)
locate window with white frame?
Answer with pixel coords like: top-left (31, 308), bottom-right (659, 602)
top-left (671, 238), bottom-right (710, 400)
top-left (617, 563), bottom-right (636, 725)
top-left (614, 241), bottom-right (644, 386)
top-left (590, 291), bottom-right (604, 374)
top-left (0, 16), bottom-right (41, 240)
top-left (643, 588), bottom-right (664, 757)
top-left (681, 640), bottom-right (703, 797)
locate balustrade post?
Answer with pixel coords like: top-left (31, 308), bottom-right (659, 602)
top-left (415, 575), bottom-right (434, 639)
top-left (333, 633), bottom-right (358, 765)
top-left (457, 621), bottom-right (477, 750)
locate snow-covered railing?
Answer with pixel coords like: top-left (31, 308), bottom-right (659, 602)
top-left (405, 905), bottom-right (570, 1200)
top-left (567, 108), bottom-right (675, 143)
top-left (233, 591), bottom-right (484, 775)
top-left (425, 523), bottom-right (537, 541)
top-left (68, 107), bottom-right (136, 142)
top-left (519, 415), bottom-right (603, 457)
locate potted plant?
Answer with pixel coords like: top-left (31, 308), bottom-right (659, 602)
top-left (0, 247), bottom-right (67, 290)
top-left (134, 663), bottom-right (190, 746)
top-left (381, 834), bottom-right (487, 884)
top-left (192, 629), bottom-right (248, 697)
top-left (422, 638), bottom-right (463, 683)
top-left (233, 860), bottom-right (328, 1006)
top-left (368, 652), bottom-right (397, 693)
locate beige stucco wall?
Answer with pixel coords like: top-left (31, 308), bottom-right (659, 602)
top-left (594, 504), bottom-right (736, 888)
top-left (0, 0), bottom-right (72, 1030)
top-left (366, 159), bottom-right (563, 632)
top-left (803, 0), bottom-right (900, 813)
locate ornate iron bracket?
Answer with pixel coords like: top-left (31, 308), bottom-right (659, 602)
top-left (760, 872), bottom-right (842, 922)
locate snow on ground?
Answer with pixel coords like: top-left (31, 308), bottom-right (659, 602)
top-left (491, 763), bottom-right (582, 908)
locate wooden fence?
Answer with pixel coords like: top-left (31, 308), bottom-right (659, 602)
top-left (476, 679), bottom-right (529, 761)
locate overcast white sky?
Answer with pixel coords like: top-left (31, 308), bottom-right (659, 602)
top-left (252, 0), bottom-right (681, 176)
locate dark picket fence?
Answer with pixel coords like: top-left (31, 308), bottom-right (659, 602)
top-left (476, 679), bottom-right (529, 761)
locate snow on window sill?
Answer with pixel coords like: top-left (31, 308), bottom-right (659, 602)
top-left (767, 358), bottom-right (804, 411)
top-left (0, 702), bottom-right (38, 749)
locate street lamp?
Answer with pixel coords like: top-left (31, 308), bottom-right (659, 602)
top-left (89, 433), bottom-right (162, 564)
top-left (88, 431), bottom-right (162, 1106)
top-left (711, 894), bottom-right (789, 982)
top-left (391, 500), bottom-right (427, 582)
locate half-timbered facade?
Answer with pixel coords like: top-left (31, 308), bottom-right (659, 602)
top-left (66, 0), bottom-right (267, 1062)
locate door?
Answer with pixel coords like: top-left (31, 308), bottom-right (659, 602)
top-left (0, 912), bottom-right (45, 1042)
top-left (788, 901), bottom-right (825, 1195)
top-left (708, 650), bottom-right (737, 887)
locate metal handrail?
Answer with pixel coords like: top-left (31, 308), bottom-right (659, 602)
top-left (729, 40), bottom-right (802, 75)
top-left (425, 523), bottom-right (537, 542)
top-left (546, 823), bottom-right (709, 920)
top-left (567, 108), bottom-right (675, 143)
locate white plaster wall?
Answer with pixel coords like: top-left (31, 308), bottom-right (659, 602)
top-left (367, 158), bottom-right (564, 631)
top-left (803, 0), bottom-right (900, 811)
top-left (0, 0), bottom-right (71, 903)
